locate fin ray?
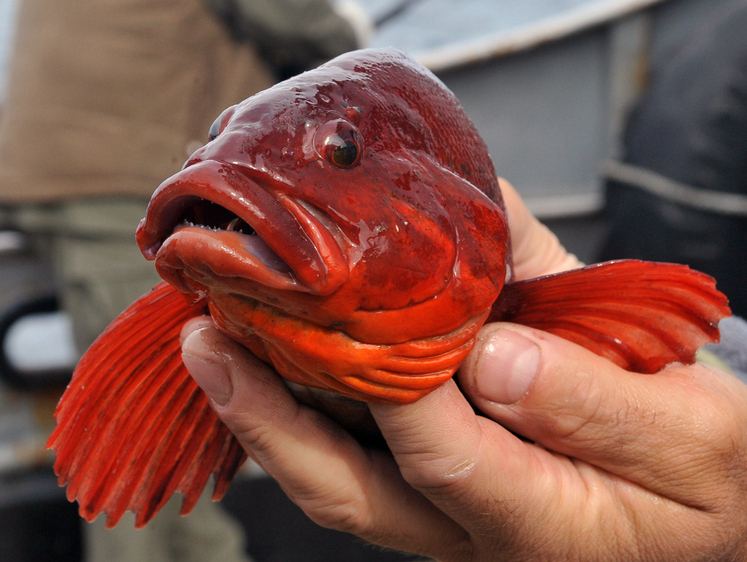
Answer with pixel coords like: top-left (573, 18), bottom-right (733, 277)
top-left (48, 282), bottom-right (246, 528)
top-left (491, 260), bottom-right (730, 373)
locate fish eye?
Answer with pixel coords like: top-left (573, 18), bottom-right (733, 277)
top-left (330, 137), bottom-right (359, 167)
top-left (314, 119), bottom-right (363, 169)
top-left (207, 105), bottom-right (237, 142)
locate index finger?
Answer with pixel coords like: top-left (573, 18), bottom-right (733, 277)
top-left (499, 178), bottom-right (583, 279)
top-left (368, 380), bottom-right (569, 550)
top-left (180, 321), bottom-right (468, 559)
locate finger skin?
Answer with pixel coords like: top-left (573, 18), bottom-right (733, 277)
top-left (180, 320), bottom-right (471, 560)
top-left (458, 323), bottom-right (747, 510)
top-left (454, 322), bottom-right (747, 559)
top-left (369, 349), bottom-right (747, 561)
top-left (499, 178), bottom-right (583, 279)
top-left (176, 176), bottom-right (747, 562)
top-left (181, 317), bottom-right (747, 561)
top-left (182, 323), bottom-right (747, 560)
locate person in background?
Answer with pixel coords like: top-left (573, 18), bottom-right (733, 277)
top-left (180, 179), bottom-right (747, 561)
top-left (0, 0), bottom-right (365, 560)
top-left (209, 0), bottom-right (372, 80)
top-left (599, 0), bottom-right (747, 318)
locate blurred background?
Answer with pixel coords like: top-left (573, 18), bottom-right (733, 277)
top-left (0, 0), bottom-right (744, 560)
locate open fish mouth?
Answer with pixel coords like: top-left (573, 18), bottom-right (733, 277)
top-left (136, 159), bottom-right (350, 296)
top-left (172, 200), bottom-right (292, 273)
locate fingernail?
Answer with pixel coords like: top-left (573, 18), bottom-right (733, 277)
top-left (475, 329), bottom-right (540, 404)
top-left (181, 329), bottom-right (233, 407)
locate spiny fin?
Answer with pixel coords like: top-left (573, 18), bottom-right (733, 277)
top-left (47, 282), bottom-right (247, 528)
top-left (490, 260), bottom-right (731, 373)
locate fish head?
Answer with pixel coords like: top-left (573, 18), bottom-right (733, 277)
top-left (136, 48), bottom-right (510, 402)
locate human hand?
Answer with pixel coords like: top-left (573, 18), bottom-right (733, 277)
top-left (180, 180), bottom-right (747, 561)
top-left (498, 177), bottom-right (583, 278)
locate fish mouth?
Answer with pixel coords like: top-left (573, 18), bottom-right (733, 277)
top-left (136, 159), bottom-right (349, 297)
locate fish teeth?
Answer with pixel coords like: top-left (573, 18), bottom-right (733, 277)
top-left (172, 220), bottom-right (193, 234)
top-left (176, 218), bottom-right (255, 235)
top-left (176, 219), bottom-right (223, 233)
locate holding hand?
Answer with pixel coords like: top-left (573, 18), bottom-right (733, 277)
top-left (180, 180), bottom-right (747, 561)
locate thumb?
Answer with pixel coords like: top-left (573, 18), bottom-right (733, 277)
top-left (456, 322), bottom-right (737, 506)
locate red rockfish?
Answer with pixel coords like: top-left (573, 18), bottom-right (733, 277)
top-left (48, 48), bottom-right (730, 529)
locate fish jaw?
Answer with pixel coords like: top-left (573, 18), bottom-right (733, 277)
top-left (136, 159), bottom-right (350, 299)
top-left (208, 290), bottom-right (489, 403)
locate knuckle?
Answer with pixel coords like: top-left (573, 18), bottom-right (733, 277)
top-left (275, 484), bottom-right (375, 537)
top-left (707, 411), bottom-right (746, 466)
top-left (398, 450), bottom-right (480, 500)
top-left (224, 407), bottom-right (380, 537)
top-left (706, 408), bottom-right (747, 497)
top-left (687, 384), bottom-right (747, 472)
top-left (300, 490), bottom-right (374, 534)
top-left (676, 368), bottom-right (747, 513)
top-left (539, 369), bottom-right (612, 442)
top-left (228, 413), bottom-right (278, 455)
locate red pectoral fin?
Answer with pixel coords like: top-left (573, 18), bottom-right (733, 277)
top-left (47, 282), bottom-right (246, 528)
top-left (490, 260), bottom-right (731, 373)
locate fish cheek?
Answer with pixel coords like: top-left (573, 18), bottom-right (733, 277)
top-left (350, 231), bottom-right (455, 311)
top-left (458, 197), bottom-right (511, 288)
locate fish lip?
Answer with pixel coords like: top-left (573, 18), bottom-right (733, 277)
top-left (136, 159), bottom-right (349, 295)
top-left (137, 160), bottom-right (273, 259)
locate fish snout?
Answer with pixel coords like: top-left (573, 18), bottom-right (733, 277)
top-left (136, 160), bottom-right (350, 298)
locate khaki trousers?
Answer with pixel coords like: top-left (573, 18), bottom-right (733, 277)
top-left (2, 199), bottom-right (160, 353)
